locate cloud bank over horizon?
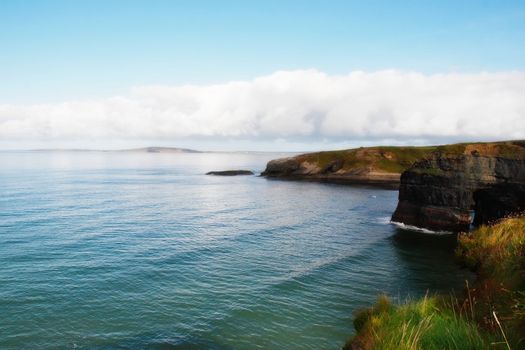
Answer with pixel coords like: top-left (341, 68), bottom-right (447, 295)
top-left (1, 69), bottom-right (525, 150)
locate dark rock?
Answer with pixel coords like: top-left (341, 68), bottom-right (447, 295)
top-left (392, 201), bottom-right (471, 232)
top-left (392, 141), bottom-right (525, 231)
top-left (205, 170), bottom-right (254, 176)
top-left (473, 183), bottom-right (525, 225)
top-left (321, 159), bottom-right (344, 174)
top-left (260, 158), bottom-right (300, 176)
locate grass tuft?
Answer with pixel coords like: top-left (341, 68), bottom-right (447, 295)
top-left (345, 295), bottom-right (488, 350)
top-left (346, 214), bottom-right (525, 349)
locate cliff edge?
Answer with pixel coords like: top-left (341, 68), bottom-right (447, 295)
top-left (391, 141), bottom-right (525, 231)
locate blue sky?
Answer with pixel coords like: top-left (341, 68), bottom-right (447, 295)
top-left (1, 1), bottom-right (525, 150)
top-left (2, 0), bottom-right (524, 103)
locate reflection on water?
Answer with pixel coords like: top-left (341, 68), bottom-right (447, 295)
top-left (392, 228), bottom-right (459, 250)
top-left (389, 229), bottom-right (473, 300)
top-left (0, 151), bottom-right (473, 350)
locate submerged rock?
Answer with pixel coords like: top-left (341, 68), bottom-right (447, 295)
top-left (391, 141), bottom-right (525, 232)
top-left (206, 170), bottom-right (254, 176)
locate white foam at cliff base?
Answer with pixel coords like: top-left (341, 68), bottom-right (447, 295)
top-left (390, 221), bottom-right (454, 235)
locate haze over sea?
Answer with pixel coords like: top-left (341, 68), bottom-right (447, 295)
top-left (0, 151), bottom-right (472, 350)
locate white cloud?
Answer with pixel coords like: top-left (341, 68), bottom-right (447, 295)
top-left (1, 69), bottom-right (525, 147)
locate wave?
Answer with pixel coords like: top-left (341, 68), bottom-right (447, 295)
top-left (390, 221), bottom-right (453, 235)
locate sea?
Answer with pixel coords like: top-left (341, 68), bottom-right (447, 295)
top-left (0, 151), bottom-right (473, 350)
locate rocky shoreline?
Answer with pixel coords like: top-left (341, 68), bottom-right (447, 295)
top-left (260, 146), bottom-right (438, 189)
top-left (262, 140), bottom-right (525, 232)
top-left (392, 141), bottom-right (525, 231)
top-left (259, 141), bottom-right (525, 348)
top-left (263, 172), bottom-right (401, 189)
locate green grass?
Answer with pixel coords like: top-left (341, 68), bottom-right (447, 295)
top-left (346, 295), bottom-right (488, 350)
top-left (300, 146), bottom-right (439, 174)
top-left (435, 143), bottom-right (467, 155)
top-left (457, 216), bottom-right (525, 283)
top-left (457, 215), bottom-right (525, 348)
top-left (295, 141), bottom-right (525, 176)
top-left (410, 166), bottom-right (445, 176)
top-left (346, 215), bottom-right (525, 349)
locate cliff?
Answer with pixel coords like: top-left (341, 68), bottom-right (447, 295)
top-left (391, 141), bottom-right (525, 231)
top-left (261, 146), bottom-right (439, 188)
top-left (262, 140), bottom-right (525, 231)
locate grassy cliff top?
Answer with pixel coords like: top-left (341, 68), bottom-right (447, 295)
top-left (458, 215), bottom-right (525, 288)
top-left (293, 140), bottom-right (525, 174)
top-left (345, 215), bottom-right (525, 349)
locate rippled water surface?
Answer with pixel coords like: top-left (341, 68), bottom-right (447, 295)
top-left (0, 151), bottom-right (472, 349)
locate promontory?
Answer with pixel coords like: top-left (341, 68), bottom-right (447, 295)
top-left (262, 140), bottom-right (525, 231)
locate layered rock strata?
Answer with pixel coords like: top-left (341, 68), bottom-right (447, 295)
top-left (391, 142), bottom-right (525, 231)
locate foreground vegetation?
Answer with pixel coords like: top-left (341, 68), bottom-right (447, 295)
top-left (345, 215), bottom-right (525, 349)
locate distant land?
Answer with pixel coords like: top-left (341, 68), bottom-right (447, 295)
top-left (22, 147), bottom-right (296, 155)
top-left (120, 147), bottom-right (201, 153)
top-left (27, 146), bottom-right (201, 153)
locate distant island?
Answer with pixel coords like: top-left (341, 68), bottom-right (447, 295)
top-left (118, 147), bottom-right (201, 153)
top-left (206, 170), bottom-right (254, 176)
top-left (27, 146), bottom-right (202, 153)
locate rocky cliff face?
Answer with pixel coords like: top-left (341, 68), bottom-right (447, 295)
top-left (391, 142), bottom-right (525, 232)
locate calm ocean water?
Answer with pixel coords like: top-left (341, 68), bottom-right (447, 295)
top-left (0, 151), bottom-right (472, 350)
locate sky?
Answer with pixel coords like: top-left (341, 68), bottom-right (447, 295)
top-left (1, 0), bottom-right (524, 151)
